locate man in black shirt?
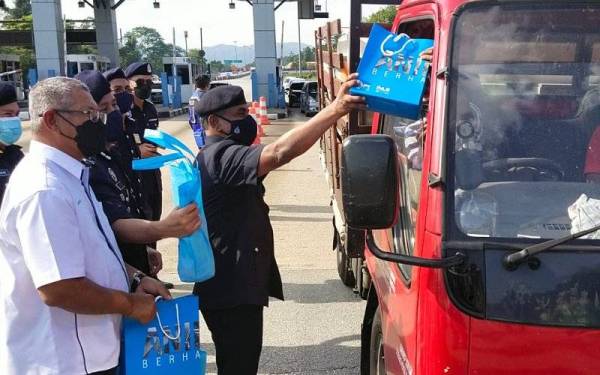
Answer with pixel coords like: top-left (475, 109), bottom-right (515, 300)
top-left (0, 82), bottom-right (24, 206)
top-left (193, 76), bottom-right (365, 374)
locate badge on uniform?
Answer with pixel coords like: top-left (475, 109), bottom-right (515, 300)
top-left (133, 134), bottom-right (142, 145)
top-left (0, 169), bottom-right (9, 177)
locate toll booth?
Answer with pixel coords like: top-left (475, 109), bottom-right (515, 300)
top-left (66, 54), bottom-right (111, 77)
top-left (163, 56), bottom-right (200, 103)
top-left (0, 54), bottom-right (25, 100)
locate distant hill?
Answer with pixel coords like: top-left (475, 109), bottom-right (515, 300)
top-left (204, 42), bottom-right (310, 65)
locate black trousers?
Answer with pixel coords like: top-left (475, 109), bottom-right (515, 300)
top-left (201, 305), bottom-right (264, 375)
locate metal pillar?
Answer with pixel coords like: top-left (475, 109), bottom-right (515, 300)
top-left (94, 1), bottom-right (120, 68)
top-left (252, 0), bottom-right (277, 106)
top-left (32, 0), bottom-right (65, 79)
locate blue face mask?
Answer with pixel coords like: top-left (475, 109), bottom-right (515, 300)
top-left (0, 116), bottom-right (22, 146)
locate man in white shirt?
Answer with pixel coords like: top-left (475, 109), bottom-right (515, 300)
top-left (0, 77), bottom-right (170, 375)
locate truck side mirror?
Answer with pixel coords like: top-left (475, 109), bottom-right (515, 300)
top-left (341, 135), bottom-right (399, 229)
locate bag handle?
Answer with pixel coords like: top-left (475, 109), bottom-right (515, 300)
top-left (380, 33), bottom-right (416, 57)
top-left (154, 296), bottom-right (181, 341)
top-left (132, 152), bottom-right (184, 171)
top-left (144, 129), bottom-right (196, 162)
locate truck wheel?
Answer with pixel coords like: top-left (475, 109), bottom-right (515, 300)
top-left (369, 307), bottom-right (385, 375)
top-left (336, 238), bottom-right (355, 287)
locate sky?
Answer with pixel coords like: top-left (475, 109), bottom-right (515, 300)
top-left (25, 0), bottom-right (388, 50)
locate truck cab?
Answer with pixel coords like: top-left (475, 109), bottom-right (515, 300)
top-left (338, 1), bottom-right (600, 374)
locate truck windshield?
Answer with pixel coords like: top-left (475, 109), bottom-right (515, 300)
top-left (448, 4), bottom-right (600, 240)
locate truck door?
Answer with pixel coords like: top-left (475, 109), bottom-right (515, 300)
top-left (369, 11), bottom-right (437, 375)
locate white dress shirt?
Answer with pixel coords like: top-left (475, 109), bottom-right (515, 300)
top-left (0, 140), bottom-right (130, 375)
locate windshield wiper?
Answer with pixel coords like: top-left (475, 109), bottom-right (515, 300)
top-left (503, 222), bottom-right (600, 270)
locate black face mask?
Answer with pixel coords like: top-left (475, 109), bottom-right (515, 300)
top-left (56, 113), bottom-right (107, 157)
top-left (216, 114), bottom-right (257, 146)
top-left (134, 81), bottom-right (152, 100)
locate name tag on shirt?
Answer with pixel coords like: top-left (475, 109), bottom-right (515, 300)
top-left (133, 134), bottom-right (142, 144)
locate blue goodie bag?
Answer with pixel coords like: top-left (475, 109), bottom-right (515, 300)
top-left (133, 129), bottom-right (215, 283)
top-left (121, 295), bottom-right (207, 374)
top-left (350, 24), bottom-right (434, 119)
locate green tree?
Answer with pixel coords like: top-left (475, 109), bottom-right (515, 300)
top-left (302, 46), bottom-right (315, 62)
top-left (188, 48), bottom-right (208, 71)
top-left (2, 0), bottom-right (31, 19)
top-left (0, 1), bottom-right (34, 87)
top-left (119, 27), bottom-right (171, 73)
top-left (365, 5), bottom-right (397, 24)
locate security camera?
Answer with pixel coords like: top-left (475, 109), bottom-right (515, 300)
top-left (153, 1), bottom-right (160, 8)
top-left (78, 0), bottom-right (85, 7)
top-left (229, 1), bottom-right (235, 9)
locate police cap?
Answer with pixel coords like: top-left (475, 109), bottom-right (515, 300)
top-left (125, 62), bottom-right (152, 79)
top-left (196, 85), bottom-right (247, 117)
top-left (75, 70), bottom-right (111, 104)
top-left (0, 82), bottom-right (17, 106)
top-left (103, 67), bottom-right (126, 82)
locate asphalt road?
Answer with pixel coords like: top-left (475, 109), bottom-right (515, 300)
top-left (158, 110), bottom-right (365, 375)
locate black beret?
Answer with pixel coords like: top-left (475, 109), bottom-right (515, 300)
top-left (0, 82), bottom-right (17, 106)
top-left (75, 70), bottom-right (111, 104)
top-left (103, 67), bottom-right (126, 82)
top-left (125, 62), bottom-right (152, 79)
top-left (196, 85), bottom-right (247, 117)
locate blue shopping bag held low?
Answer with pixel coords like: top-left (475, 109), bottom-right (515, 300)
top-left (350, 24), bottom-right (434, 119)
top-left (121, 295), bottom-right (207, 374)
top-left (133, 129), bottom-right (215, 282)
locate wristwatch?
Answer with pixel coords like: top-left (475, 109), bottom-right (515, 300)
top-left (130, 271), bottom-right (147, 292)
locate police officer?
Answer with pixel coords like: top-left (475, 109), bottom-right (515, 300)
top-left (193, 76), bottom-right (364, 375)
top-left (76, 70), bottom-right (201, 276)
top-left (104, 67), bottom-right (145, 203)
top-left (0, 82), bottom-right (24, 206)
top-left (124, 62), bottom-right (163, 223)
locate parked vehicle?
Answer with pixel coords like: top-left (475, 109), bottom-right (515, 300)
top-left (299, 81), bottom-right (318, 116)
top-left (209, 82), bottom-right (230, 90)
top-left (287, 80), bottom-right (306, 107)
top-left (318, 1), bottom-right (600, 374)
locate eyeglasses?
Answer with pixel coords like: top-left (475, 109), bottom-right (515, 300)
top-left (56, 109), bottom-right (107, 124)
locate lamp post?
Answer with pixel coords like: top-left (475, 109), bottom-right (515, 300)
top-left (184, 30), bottom-right (188, 56)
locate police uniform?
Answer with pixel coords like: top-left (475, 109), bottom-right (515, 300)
top-left (0, 145), bottom-right (23, 205)
top-left (125, 63), bottom-right (163, 222)
top-left (103, 68), bottom-right (147, 211)
top-left (89, 146), bottom-right (150, 274)
top-left (192, 86), bottom-right (283, 375)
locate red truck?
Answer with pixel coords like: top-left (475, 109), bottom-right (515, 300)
top-left (319, 0), bottom-right (600, 374)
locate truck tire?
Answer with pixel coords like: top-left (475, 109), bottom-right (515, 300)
top-left (335, 232), bottom-right (355, 287)
top-left (369, 307), bottom-right (385, 375)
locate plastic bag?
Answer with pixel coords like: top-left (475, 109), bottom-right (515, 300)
top-left (133, 129), bottom-right (215, 282)
top-left (568, 194), bottom-right (600, 239)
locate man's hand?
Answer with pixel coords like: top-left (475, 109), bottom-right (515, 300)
top-left (139, 143), bottom-right (158, 158)
top-left (157, 203), bottom-right (201, 238)
top-left (136, 277), bottom-right (171, 300)
top-left (126, 293), bottom-right (157, 324)
top-left (147, 247), bottom-right (163, 276)
top-left (331, 73), bottom-right (367, 117)
top-left (420, 47), bottom-right (434, 62)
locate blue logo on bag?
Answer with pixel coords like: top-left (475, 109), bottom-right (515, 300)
top-left (121, 295), bottom-right (207, 374)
